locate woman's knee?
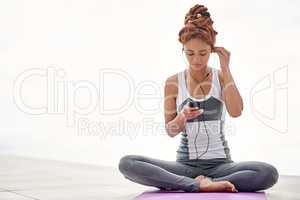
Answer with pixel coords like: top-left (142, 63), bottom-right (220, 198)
top-left (256, 163), bottom-right (279, 190)
top-left (118, 155), bottom-right (141, 175)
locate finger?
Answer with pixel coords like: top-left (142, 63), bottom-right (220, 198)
top-left (221, 47), bottom-right (229, 52)
top-left (217, 47), bottom-right (227, 54)
top-left (212, 50), bottom-right (223, 57)
top-left (214, 47), bottom-right (228, 54)
top-left (188, 109), bottom-right (203, 117)
top-left (190, 108), bottom-right (203, 112)
top-left (212, 47), bottom-right (219, 52)
top-left (189, 107), bottom-right (199, 111)
top-left (213, 47), bottom-right (225, 51)
top-left (215, 51), bottom-right (227, 59)
top-left (186, 113), bottom-right (198, 119)
top-left (212, 47), bottom-right (221, 52)
top-left (219, 47), bottom-right (230, 56)
top-left (184, 105), bottom-right (193, 111)
top-left (222, 50), bottom-right (230, 57)
top-left (213, 48), bottom-right (227, 57)
top-left (217, 49), bottom-right (229, 58)
top-left (188, 110), bottom-right (200, 116)
top-left (191, 109), bottom-right (203, 115)
top-left (185, 107), bottom-right (197, 113)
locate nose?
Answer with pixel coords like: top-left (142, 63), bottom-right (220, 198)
top-left (192, 55), bottom-right (203, 64)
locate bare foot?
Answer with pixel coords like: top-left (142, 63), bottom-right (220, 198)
top-left (195, 175), bottom-right (238, 193)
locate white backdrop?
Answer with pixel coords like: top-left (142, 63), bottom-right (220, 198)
top-left (1, 0), bottom-right (299, 176)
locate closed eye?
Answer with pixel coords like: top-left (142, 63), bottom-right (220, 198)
top-left (186, 53), bottom-right (207, 56)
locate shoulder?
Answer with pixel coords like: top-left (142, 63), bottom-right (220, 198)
top-left (164, 73), bottom-right (179, 96)
top-left (165, 73), bottom-right (178, 84)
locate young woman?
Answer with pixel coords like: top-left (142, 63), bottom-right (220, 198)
top-left (118, 4), bottom-right (279, 192)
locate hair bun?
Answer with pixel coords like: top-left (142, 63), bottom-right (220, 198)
top-left (184, 4), bottom-right (211, 25)
top-left (178, 4), bottom-right (218, 48)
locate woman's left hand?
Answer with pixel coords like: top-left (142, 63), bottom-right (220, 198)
top-left (212, 46), bottom-right (230, 71)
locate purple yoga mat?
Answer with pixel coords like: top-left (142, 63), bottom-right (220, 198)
top-left (134, 189), bottom-right (266, 200)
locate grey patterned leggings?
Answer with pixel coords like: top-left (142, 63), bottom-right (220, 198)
top-left (118, 155), bottom-right (279, 192)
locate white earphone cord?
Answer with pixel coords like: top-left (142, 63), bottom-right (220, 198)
top-left (191, 71), bottom-right (211, 159)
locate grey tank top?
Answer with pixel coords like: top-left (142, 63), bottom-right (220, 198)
top-left (175, 67), bottom-right (232, 164)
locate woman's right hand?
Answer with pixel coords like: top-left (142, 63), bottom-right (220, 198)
top-left (180, 104), bottom-right (204, 122)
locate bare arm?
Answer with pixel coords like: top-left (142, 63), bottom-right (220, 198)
top-left (213, 46), bottom-right (243, 117)
top-left (164, 76), bottom-right (186, 137)
top-left (219, 69), bottom-right (243, 117)
top-left (164, 76), bottom-right (203, 137)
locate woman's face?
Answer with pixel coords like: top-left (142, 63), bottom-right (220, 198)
top-left (183, 38), bottom-right (212, 71)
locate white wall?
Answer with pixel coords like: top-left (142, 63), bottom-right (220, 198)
top-left (1, 0), bottom-right (299, 176)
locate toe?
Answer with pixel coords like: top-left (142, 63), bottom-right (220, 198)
top-left (225, 182), bottom-right (235, 192)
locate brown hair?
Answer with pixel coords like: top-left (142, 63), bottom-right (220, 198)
top-left (178, 4), bottom-right (218, 49)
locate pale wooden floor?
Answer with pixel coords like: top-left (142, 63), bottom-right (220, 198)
top-left (0, 154), bottom-right (299, 200)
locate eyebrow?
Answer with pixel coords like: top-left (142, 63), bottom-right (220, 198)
top-left (184, 49), bottom-right (209, 52)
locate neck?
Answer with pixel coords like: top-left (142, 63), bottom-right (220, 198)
top-left (188, 66), bottom-right (210, 83)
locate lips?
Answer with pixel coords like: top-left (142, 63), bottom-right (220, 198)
top-left (193, 64), bottom-right (202, 67)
